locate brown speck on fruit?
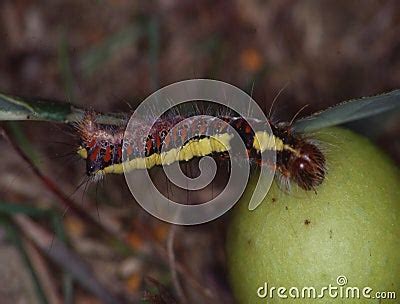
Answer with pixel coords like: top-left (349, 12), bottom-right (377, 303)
top-left (272, 197), bottom-right (276, 203)
top-left (247, 239), bottom-right (252, 245)
top-left (304, 219), bottom-right (311, 225)
top-left (329, 229), bottom-right (333, 239)
top-left (285, 206), bottom-right (288, 210)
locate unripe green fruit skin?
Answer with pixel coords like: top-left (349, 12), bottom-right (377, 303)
top-left (227, 127), bottom-right (400, 304)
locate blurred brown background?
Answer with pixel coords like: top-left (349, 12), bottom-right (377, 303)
top-left (0, 1), bottom-right (399, 303)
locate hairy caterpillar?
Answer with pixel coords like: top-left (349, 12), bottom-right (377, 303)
top-left (74, 88), bottom-right (400, 194)
top-left (75, 109), bottom-right (325, 192)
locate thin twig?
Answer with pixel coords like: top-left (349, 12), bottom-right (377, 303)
top-left (22, 237), bottom-right (63, 304)
top-left (0, 127), bottom-right (122, 240)
top-left (14, 214), bottom-right (123, 304)
top-left (0, 92), bottom-right (126, 125)
top-left (134, 222), bottom-right (216, 302)
top-left (167, 224), bottom-right (186, 303)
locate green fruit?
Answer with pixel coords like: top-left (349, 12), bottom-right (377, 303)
top-left (227, 127), bottom-right (400, 303)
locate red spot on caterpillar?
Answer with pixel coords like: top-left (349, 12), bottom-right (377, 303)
top-left (245, 124), bottom-right (251, 134)
top-left (90, 146), bottom-right (100, 161)
top-left (146, 137), bottom-right (153, 156)
top-left (126, 145), bottom-right (133, 156)
top-left (171, 126), bottom-right (179, 146)
top-left (88, 139), bottom-right (96, 149)
top-left (104, 146), bottom-right (112, 163)
top-left (198, 120), bottom-right (207, 134)
top-left (155, 133), bottom-right (162, 152)
top-left (181, 125), bottom-right (188, 143)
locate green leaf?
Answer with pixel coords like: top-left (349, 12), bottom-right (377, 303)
top-left (294, 89), bottom-right (400, 133)
top-left (0, 92), bottom-right (126, 125)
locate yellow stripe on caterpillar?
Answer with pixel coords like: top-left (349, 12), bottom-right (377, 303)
top-left (77, 146), bottom-right (88, 159)
top-left (252, 131), bottom-right (301, 155)
top-left (92, 133), bottom-right (233, 176)
top-left (253, 131), bottom-right (283, 152)
top-left (178, 133), bottom-right (232, 161)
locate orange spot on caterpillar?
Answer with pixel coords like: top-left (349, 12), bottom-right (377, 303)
top-left (198, 120), bottom-right (207, 134)
top-left (87, 139), bottom-right (96, 148)
top-left (90, 146), bottom-right (100, 161)
top-left (155, 133), bottom-right (161, 151)
top-left (118, 146), bottom-right (122, 159)
top-left (125, 143), bottom-right (134, 156)
top-left (104, 146), bottom-right (112, 163)
top-left (181, 125), bottom-right (188, 143)
top-left (146, 137), bottom-right (153, 156)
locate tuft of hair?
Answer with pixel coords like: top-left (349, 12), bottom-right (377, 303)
top-left (74, 110), bottom-right (99, 143)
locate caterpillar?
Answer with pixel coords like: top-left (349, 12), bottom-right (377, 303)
top-left (75, 88), bottom-right (400, 193)
top-left (75, 110), bottom-right (325, 192)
